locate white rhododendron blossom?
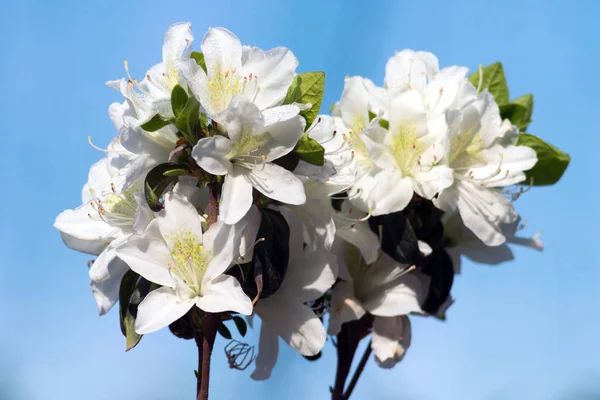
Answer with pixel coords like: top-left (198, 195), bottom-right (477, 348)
top-left (54, 22), bottom-right (567, 400)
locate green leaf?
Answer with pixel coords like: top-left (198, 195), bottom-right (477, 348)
top-left (367, 110), bottom-right (389, 129)
top-left (119, 271), bottom-right (155, 351)
top-left (283, 71), bottom-right (325, 127)
top-left (232, 316), bottom-right (247, 337)
top-left (217, 322), bottom-right (232, 340)
top-left (294, 134), bottom-right (325, 166)
top-left (511, 93), bottom-right (534, 129)
top-left (499, 103), bottom-right (528, 130)
top-left (378, 118), bottom-right (389, 130)
top-left (175, 95), bottom-right (200, 144)
top-left (140, 114), bottom-right (171, 132)
top-left (171, 85), bottom-right (189, 118)
top-left (468, 62), bottom-right (509, 106)
top-left (517, 133), bottom-right (570, 186)
top-left (144, 162), bottom-right (189, 211)
top-left (190, 52), bottom-right (207, 73)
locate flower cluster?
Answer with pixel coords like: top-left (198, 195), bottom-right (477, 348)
top-left (54, 22), bottom-right (568, 398)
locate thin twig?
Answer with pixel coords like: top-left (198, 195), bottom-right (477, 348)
top-left (199, 312), bottom-right (219, 400)
top-left (342, 340), bottom-right (372, 400)
top-left (194, 329), bottom-right (204, 399)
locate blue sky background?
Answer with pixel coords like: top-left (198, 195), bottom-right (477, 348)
top-left (1, 0), bottom-right (598, 399)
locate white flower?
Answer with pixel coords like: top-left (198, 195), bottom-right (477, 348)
top-left (54, 157), bottom-right (153, 314)
top-left (175, 27), bottom-right (298, 122)
top-left (192, 96), bottom-right (306, 224)
top-left (327, 238), bottom-right (429, 368)
top-left (357, 89), bottom-right (454, 214)
top-left (115, 192), bottom-right (252, 334)
top-left (434, 91), bottom-right (538, 245)
top-left (251, 208), bottom-right (337, 380)
top-left (385, 49), bottom-right (439, 93)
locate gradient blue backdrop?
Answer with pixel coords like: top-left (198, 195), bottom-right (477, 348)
top-left (1, 0), bottom-right (598, 399)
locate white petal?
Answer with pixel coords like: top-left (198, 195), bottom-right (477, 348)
top-left (58, 232), bottom-right (108, 257)
top-left (201, 27), bottom-right (243, 80)
top-left (115, 236), bottom-right (175, 287)
top-left (411, 164), bottom-right (454, 199)
top-left (174, 59), bottom-right (212, 115)
top-left (135, 287), bottom-right (196, 334)
top-left (388, 89), bottom-right (428, 138)
top-left (196, 275), bottom-right (253, 315)
top-left (162, 22), bottom-right (193, 64)
top-left (219, 170), bottom-right (254, 225)
top-left (291, 200), bottom-right (336, 252)
top-left (251, 317), bottom-right (279, 381)
top-left (456, 181), bottom-right (514, 246)
top-left (371, 316), bottom-right (411, 368)
top-left (220, 96), bottom-right (264, 143)
top-left (202, 221), bottom-right (241, 280)
top-left (173, 176), bottom-right (209, 209)
top-left (260, 115), bottom-right (305, 161)
top-left (90, 258), bottom-right (129, 316)
top-left (385, 49), bottom-right (438, 91)
top-left (362, 273), bottom-right (425, 317)
top-left (335, 222), bottom-right (380, 265)
top-left (256, 299), bottom-right (326, 356)
top-left (242, 46), bottom-right (298, 109)
top-left (235, 205), bottom-right (262, 264)
top-left (337, 76), bottom-right (370, 132)
top-left (248, 163), bottom-right (306, 205)
top-left (157, 192), bottom-right (205, 250)
top-left (279, 250), bottom-right (338, 302)
top-left (369, 172), bottom-right (413, 216)
top-left (89, 236), bottom-right (127, 282)
top-left (54, 204), bottom-right (116, 245)
top-left (327, 281), bottom-right (366, 335)
top-left (192, 136), bottom-right (233, 175)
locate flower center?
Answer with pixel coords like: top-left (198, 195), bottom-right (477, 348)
top-left (228, 131), bottom-right (269, 169)
top-left (166, 229), bottom-right (212, 296)
top-left (89, 181), bottom-right (141, 229)
top-left (207, 63), bottom-right (261, 112)
top-left (390, 123), bottom-right (427, 174)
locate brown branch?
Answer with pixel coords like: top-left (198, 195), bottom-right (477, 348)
top-left (194, 329), bottom-right (204, 399)
top-left (331, 315), bottom-right (374, 400)
top-left (343, 340), bottom-right (372, 400)
top-left (199, 312), bottom-right (219, 400)
top-left (207, 183), bottom-right (218, 226)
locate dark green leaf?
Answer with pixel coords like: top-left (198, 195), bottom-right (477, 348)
top-left (368, 110), bottom-right (377, 121)
top-left (168, 309), bottom-right (195, 340)
top-left (190, 52), bottom-right (207, 73)
top-left (229, 208), bottom-right (290, 299)
top-left (378, 118), bottom-right (389, 130)
top-left (517, 133), bottom-right (570, 185)
top-left (500, 103), bottom-right (528, 131)
top-left (421, 250), bottom-right (454, 315)
top-left (119, 271), bottom-right (155, 351)
top-left (368, 211), bottom-right (422, 265)
top-left (171, 85), bottom-right (189, 118)
top-left (294, 134), bottom-right (324, 166)
top-left (217, 322), bottom-right (233, 340)
top-left (283, 71), bottom-right (325, 127)
top-left (510, 93), bottom-right (534, 130)
top-left (232, 316), bottom-right (247, 337)
top-left (273, 151), bottom-right (300, 172)
top-left (304, 352), bottom-right (322, 361)
top-left (468, 62), bottom-right (509, 106)
top-left (140, 114), bottom-right (171, 132)
top-left (144, 162), bottom-right (190, 211)
top-left (404, 200), bottom-right (444, 250)
top-left (175, 95), bottom-right (200, 144)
